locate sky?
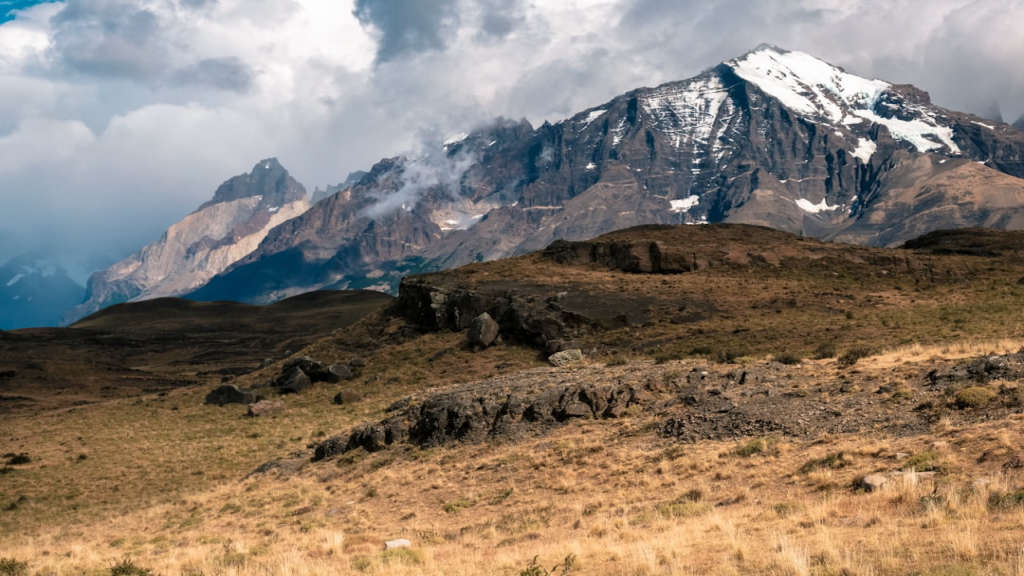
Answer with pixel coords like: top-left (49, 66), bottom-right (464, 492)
top-left (0, 0), bottom-right (1022, 278)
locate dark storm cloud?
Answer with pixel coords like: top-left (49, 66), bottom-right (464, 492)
top-left (48, 0), bottom-right (253, 91)
top-left (353, 0), bottom-right (459, 62)
top-left (51, 0), bottom-right (166, 78)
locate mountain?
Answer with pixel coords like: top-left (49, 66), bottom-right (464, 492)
top-left (187, 45), bottom-right (1021, 304)
top-left (0, 254), bottom-right (84, 330)
top-left (1015, 116), bottom-right (1024, 132)
top-left (66, 159), bottom-right (310, 323)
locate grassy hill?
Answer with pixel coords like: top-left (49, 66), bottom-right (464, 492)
top-left (2, 225), bottom-right (1024, 576)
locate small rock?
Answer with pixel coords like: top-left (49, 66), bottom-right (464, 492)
top-left (467, 312), bottom-right (500, 349)
top-left (384, 538), bottom-right (412, 551)
top-left (548, 349), bottom-right (584, 367)
top-left (247, 399), bottom-right (284, 417)
top-left (349, 358), bottom-right (367, 368)
top-left (277, 366), bottom-right (312, 394)
top-left (204, 384), bottom-right (256, 406)
top-left (859, 473), bottom-right (889, 492)
top-left (332, 390), bottom-right (362, 405)
top-left (328, 364), bottom-right (354, 381)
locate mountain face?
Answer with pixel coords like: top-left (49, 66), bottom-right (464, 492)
top-left (0, 255), bottom-right (84, 330)
top-left (187, 45), bottom-right (1024, 304)
top-left (67, 159), bottom-right (310, 323)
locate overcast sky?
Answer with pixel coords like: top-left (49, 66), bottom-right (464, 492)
top-left (1, 0), bottom-right (1022, 277)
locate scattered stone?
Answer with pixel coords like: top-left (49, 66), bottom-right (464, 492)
top-left (284, 357), bottom-right (337, 383)
top-left (332, 390), bottom-right (362, 405)
top-left (204, 384), bottom-right (256, 406)
top-left (859, 473), bottom-right (889, 492)
top-left (277, 366), bottom-right (312, 394)
top-left (328, 364), bottom-right (354, 381)
top-left (467, 312), bottom-right (500, 349)
top-left (349, 358), bottom-right (367, 368)
top-left (384, 538), bottom-right (412, 551)
top-left (548, 349), bottom-right (584, 367)
top-left (247, 399), bottom-right (284, 417)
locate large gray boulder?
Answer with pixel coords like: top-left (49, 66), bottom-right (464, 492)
top-left (467, 312), bottom-right (500, 348)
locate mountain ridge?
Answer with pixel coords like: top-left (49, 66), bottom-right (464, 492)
top-left (186, 45), bottom-right (1024, 305)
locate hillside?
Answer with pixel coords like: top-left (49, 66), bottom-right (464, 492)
top-left (3, 225), bottom-right (1024, 575)
top-left (0, 290), bottom-right (392, 413)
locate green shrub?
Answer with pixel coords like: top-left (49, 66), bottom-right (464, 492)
top-left (837, 346), bottom-right (873, 367)
top-left (733, 437), bottom-right (778, 458)
top-left (903, 450), bottom-right (942, 472)
top-left (799, 452), bottom-right (850, 474)
top-left (813, 342), bottom-right (837, 360)
top-left (953, 386), bottom-right (997, 409)
top-left (519, 554), bottom-right (577, 576)
top-left (987, 488), bottom-right (1024, 510)
top-left (774, 353), bottom-right (802, 365)
top-left (109, 558), bottom-right (152, 576)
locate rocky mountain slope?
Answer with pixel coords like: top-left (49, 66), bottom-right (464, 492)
top-left (0, 255), bottom-right (84, 330)
top-left (188, 45), bottom-right (1024, 305)
top-left (67, 159), bottom-right (311, 323)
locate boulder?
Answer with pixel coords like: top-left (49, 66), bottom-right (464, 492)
top-left (276, 366), bottom-right (312, 394)
top-left (384, 538), bottom-right (412, 551)
top-left (467, 312), bottom-right (500, 348)
top-left (858, 473), bottom-right (889, 492)
top-left (283, 357), bottom-right (340, 383)
top-left (205, 384), bottom-right (256, 406)
top-left (247, 399), bottom-right (284, 417)
top-left (332, 390), bottom-right (362, 405)
top-left (328, 364), bottom-right (354, 381)
top-left (548, 349), bottom-right (584, 367)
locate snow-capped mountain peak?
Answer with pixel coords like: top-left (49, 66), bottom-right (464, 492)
top-left (726, 45), bottom-right (960, 155)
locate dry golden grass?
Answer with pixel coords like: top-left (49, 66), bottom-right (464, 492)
top-left (3, 384), bottom-right (1024, 575)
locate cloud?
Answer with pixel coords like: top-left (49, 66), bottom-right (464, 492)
top-left (353, 0), bottom-right (458, 62)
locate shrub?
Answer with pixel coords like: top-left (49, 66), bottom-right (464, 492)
top-left (109, 558), bottom-right (152, 576)
top-left (837, 346), bottom-right (873, 367)
top-left (953, 386), bottom-right (997, 409)
top-left (987, 488), bottom-right (1024, 510)
top-left (442, 498), bottom-right (476, 514)
top-left (519, 554), bottom-right (576, 576)
top-left (0, 558), bottom-right (28, 576)
top-left (382, 547), bottom-right (423, 566)
top-left (656, 490), bottom-right (710, 519)
top-left (813, 342), bottom-right (837, 360)
top-left (3, 453), bottom-right (29, 466)
top-left (774, 352), bottom-right (802, 365)
top-left (903, 450), bottom-right (942, 472)
top-left (799, 452), bottom-right (851, 474)
top-left (733, 437), bottom-right (777, 458)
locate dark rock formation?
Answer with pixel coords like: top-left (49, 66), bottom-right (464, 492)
top-left (204, 384), bottom-right (256, 406)
top-left (276, 366), bottom-right (311, 394)
top-left (313, 378), bottom-right (640, 460)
